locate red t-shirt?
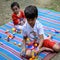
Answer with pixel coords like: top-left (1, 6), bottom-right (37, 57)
top-left (12, 10), bottom-right (25, 25)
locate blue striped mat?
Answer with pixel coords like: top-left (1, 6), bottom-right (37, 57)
top-left (0, 8), bottom-right (60, 60)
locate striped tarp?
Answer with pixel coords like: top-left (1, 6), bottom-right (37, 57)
top-left (0, 8), bottom-right (60, 60)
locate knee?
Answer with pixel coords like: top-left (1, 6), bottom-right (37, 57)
top-left (54, 45), bottom-right (60, 52)
top-left (26, 50), bottom-right (31, 56)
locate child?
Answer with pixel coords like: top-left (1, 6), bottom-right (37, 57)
top-left (21, 5), bottom-right (60, 57)
top-left (11, 2), bottom-right (26, 31)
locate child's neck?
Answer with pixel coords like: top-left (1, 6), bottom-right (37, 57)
top-left (17, 12), bottom-right (20, 16)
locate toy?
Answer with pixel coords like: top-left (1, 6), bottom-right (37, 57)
top-left (18, 43), bottom-right (21, 47)
top-left (5, 30), bottom-right (15, 42)
top-left (5, 30), bottom-right (9, 34)
top-left (29, 50), bottom-right (38, 60)
top-left (13, 42), bottom-right (16, 45)
top-left (12, 28), bottom-right (16, 32)
top-left (8, 34), bottom-right (14, 39)
top-left (17, 29), bottom-right (22, 33)
top-left (34, 43), bottom-right (38, 47)
top-left (21, 36), bottom-right (39, 60)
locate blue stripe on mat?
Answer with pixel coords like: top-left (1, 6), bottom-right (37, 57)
top-left (38, 18), bottom-right (60, 30)
top-left (0, 8), bottom-right (60, 60)
top-left (38, 11), bottom-right (60, 21)
top-left (0, 55), bottom-right (6, 60)
top-left (0, 48), bottom-right (20, 60)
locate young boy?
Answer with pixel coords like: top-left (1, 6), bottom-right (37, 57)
top-left (11, 2), bottom-right (26, 31)
top-left (22, 5), bottom-right (60, 57)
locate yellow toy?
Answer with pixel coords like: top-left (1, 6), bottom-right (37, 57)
top-left (26, 38), bottom-right (30, 41)
top-left (34, 43), bottom-right (38, 47)
top-left (12, 28), bottom-right (16, 32)
top-left (29, 58), bottom-right (34, 60)
top-left (18, 43), bottom-right (21, 47)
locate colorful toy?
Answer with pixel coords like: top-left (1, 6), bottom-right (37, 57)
top-left (17, 29), bottom-right (22, 33)
top-left (12, 28), bottom-right (16, 32)
top-left (29, 50), bottom-right (38, 60)
top-left (5, 30), bottom-right (15, 42)
top-left (5, 30), bottom-right (9, 34)
top-left (8, 34), bottom-right (14, 39)
top-left (34, 43), bottom-right (38, 47)
top-left (18, 43), bottom-right (21, 47)
top-left (21, 36), bottom-right (39, 60)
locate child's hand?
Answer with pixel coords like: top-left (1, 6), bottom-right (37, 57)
top-left (22, 48), bottom-right (26, 52)
top-left (18, 19), bottom-right (21, 25)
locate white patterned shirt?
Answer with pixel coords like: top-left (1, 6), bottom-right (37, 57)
top-left (22, 20), bottom-right (47, 42)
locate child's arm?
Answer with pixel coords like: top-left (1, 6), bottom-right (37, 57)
top-left (22, 36), bottom-right (27, 52)
top-left (12, 14), bottom-right (20, 25)
top-left (38, 34), bottom-right (44, 49)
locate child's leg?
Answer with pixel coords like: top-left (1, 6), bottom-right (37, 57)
top-left (40, 47), bottom-right (54, 52)
top-left (53, 43), bottom-right (60, 52)
top-left (43, 39), bottom-right (60, 52)
top-left (26, 49), bottom-right (32, 56)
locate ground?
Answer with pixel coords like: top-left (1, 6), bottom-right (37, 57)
top-left (0, 0), bottom-right (60, 60)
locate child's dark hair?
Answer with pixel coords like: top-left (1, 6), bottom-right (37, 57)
top-left (11, 2), bottom-right (20, 9)
top-left (24, 5), bottom-right (38, 19)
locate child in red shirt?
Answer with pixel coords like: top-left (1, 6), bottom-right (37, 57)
top-left (11, 2), bottom-right (26, 31)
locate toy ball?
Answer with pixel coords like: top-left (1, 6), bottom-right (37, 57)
top-left (34, 43), bottom-right (38, 47)
top-left (14, 42), bottom-right (16, 45)
top-left (12, 28), bottom-right (16, 32)
top-left (27, 38), bottom-right (30, 41)
top-left (29, 58), bottom-right (33, 60)
top-left (18, 43), bottom-right (21, 47)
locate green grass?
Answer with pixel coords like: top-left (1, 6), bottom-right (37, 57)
top-left (0, 0), bottom-right (60, 26)
top-left (47, 0), bottom-right (60, 11)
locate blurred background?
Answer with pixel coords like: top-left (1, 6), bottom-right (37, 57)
top-left (0, 0), bottom-right (60, 25)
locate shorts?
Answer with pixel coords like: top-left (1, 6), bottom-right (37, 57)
top-left (43, 39), bottom-right (56, 49)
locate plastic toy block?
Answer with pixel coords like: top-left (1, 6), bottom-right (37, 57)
top-left (5, 30), bottom-right (9, 34)
top-left (8, 34), bottom-right (13, 39)
top-left (29, 58), bottom-right (34, 60)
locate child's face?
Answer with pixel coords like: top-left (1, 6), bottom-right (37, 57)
top-left (12, 6), bottom-right (20, 14)
top-left (27, 18), bottom-right (36, 28)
